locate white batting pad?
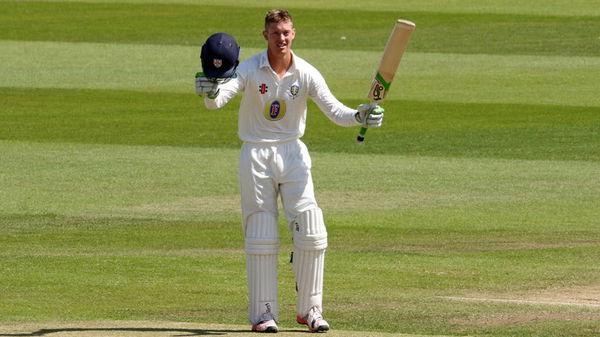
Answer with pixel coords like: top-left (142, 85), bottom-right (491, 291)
top-left (245, 212), bottom-right (279, 324)
top-left (291, 208), bottom-right (327, 317)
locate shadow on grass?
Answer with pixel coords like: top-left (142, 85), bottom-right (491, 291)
top-left (0, 326), bottom-right (310, 336)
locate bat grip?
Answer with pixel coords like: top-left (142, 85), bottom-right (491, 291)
top-left (356, 101), bottom-right (377, 144)
top-left (356, 127), bottom-right (368, 144)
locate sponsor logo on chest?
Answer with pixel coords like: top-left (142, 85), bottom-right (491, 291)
top-left (264, 99), bottom-right (286, 121)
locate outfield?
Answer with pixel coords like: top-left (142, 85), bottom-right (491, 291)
top-left (1, 1), bottom-right (599, 336)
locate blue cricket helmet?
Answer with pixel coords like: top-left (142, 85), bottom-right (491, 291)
top-left (201, 33), bottom-right (240, 78)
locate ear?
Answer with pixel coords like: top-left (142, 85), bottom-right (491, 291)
top-left (262, 30), bottom-right (268, 41)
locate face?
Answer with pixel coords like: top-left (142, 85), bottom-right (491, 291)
top-left (263, 20), bottom-right (295, 57)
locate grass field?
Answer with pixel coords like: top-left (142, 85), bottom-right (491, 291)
top-left (1, 0), bottom-right (599, 336)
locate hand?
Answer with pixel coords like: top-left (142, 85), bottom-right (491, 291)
top-left (355, 104), bottom-right (384, 128)
top-left (195, 72), bottom-right (220, 99)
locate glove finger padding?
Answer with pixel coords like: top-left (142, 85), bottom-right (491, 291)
top-left (366, 106), bottom-right (384, 128)
top-left (195, 72), bottom-right (220, 98)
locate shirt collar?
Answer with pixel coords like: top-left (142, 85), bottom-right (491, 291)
top-left (260, 50), bottom-right (297, 75)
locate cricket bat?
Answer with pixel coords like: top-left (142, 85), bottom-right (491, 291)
top-left (357, 19), bottom-right (415, 144)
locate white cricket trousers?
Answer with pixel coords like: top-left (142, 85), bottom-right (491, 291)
top-left (239, 139), bottom-right (325, 324)
top-left (239, 139), bottom-right (317, 223)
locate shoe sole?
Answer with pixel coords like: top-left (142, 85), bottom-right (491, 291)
top-left (297, 317), bottom-right (329, 333)
top-left (311, 325), bottom-right (329, 333)
top-left (251, 327), bottom-right (278, 333)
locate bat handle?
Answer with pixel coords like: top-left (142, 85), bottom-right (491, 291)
top-left (356, 101), bottom-right (378, 144)
top-left (356, 127), bottom-right (368, 144)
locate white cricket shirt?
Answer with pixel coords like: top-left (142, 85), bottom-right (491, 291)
top-left (205, 50), bottom-right (359, 143)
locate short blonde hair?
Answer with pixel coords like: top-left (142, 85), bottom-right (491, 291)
top-left (264, 9), bottom-right (293, 29)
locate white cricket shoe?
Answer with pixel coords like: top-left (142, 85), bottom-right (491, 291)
top-left (251, 312), bottom-right (278, 333)
top-left (251, 319), bottom-right (278, 333)
top-left (296, 306), bottom-right (330, 333)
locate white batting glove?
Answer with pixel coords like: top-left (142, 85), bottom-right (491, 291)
top-left (355, 104), bottom-right (384, 128)
top-left (195, 72), bottom-right (220, 99)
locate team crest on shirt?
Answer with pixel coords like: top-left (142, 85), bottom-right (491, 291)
top-left (289, 84), bottom-right (300, 99)
top-left (213, 59), bottom-right (222, 68)
top-left (264, 99), bottom-right (286, 121)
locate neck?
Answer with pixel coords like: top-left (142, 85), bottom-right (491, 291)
top-left (267, 50), bottom-right (293, 78)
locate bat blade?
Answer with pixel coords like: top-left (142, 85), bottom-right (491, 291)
top-left (358, 19), bottom-right (415, 144)
top-left (367, 20), bottom-right (415, 103)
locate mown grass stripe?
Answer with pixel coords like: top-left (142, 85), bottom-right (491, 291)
top-left (1, 87), bottom-right (599, 161)
top-left (16, 0), bottom-right (600, 17)
top-left (1, 1), bottom-right (599, 56)
top-left (1, 139), bottom-right (598, 224)
top-left (2, 41), bottom-right (599, 107)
